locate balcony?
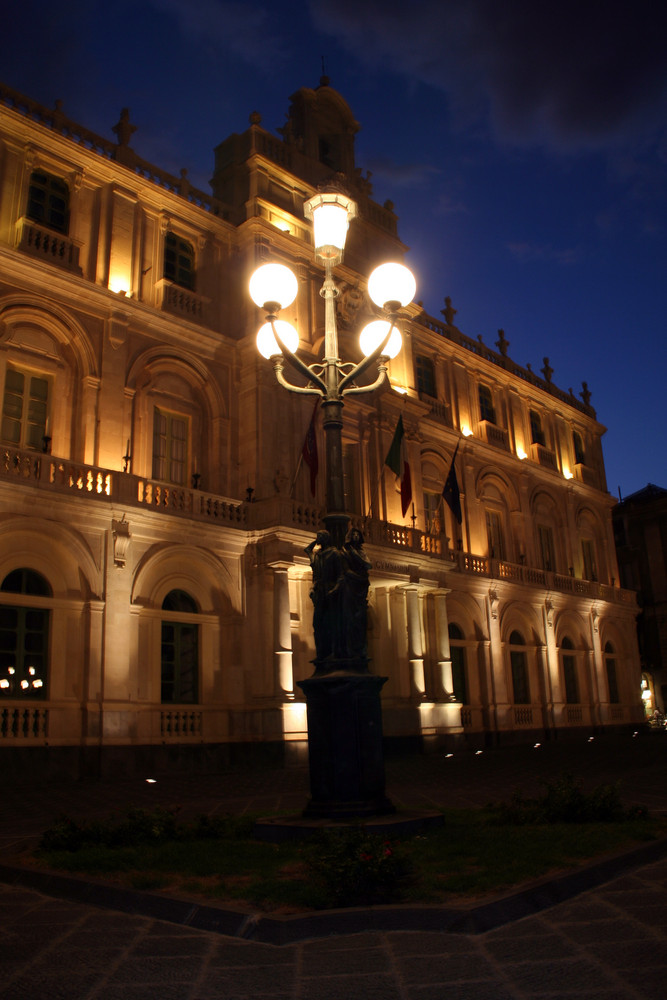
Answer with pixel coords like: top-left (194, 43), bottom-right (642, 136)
top-left (530, 442), bottom-right (558, 471)
top-left (573, 463), bottom-right (599, 488)
top-left (1, 446), bottom-right (638, 610)
top-left (15, 217), bottom-right (82, 274)
top-left (479, 420), bottom-right (509, 451)
top-left (156, 279), bottom-right (208, 324)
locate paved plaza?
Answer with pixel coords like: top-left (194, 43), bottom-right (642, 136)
top-left (0, 730), bottom-right (666, 998)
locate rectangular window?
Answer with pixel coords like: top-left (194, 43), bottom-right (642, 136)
top-left (582, 539), bottom-right (597, 581)
top-left (606, 658), bottom-right (619, 704)
top-left (530, 409), bottom-right (546, 446)
top-left (152, 407), bottom-right (188, 485)
top-left (563, 654), bottom-right (579, 703)
top-left (161, 621), bottom-right (198, 703)
top-left (1, 368), bottom-right (50, 450)
top-left (538, 525), bottom-right (556, 572)
top-left (416, 356), bottom-right (436, 398)
top-left (510, 650), bottom-right (530, 704)
top-left (486, 510), bottom-right (506, 560)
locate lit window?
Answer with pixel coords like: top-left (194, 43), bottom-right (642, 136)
top-left (164, 232), bottom-right (195, 291)
top-left (0, 569), bottom-right (51, 699)
top-left (27, 171), bottom-right (70, 234)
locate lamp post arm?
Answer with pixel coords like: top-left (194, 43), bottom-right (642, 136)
top-left (341, 361), bottom-right (389, 396)
top-left (273, 358), bottom-right (325, 397)
top-left (338, 319), bottom-right (397, 394)
top-left (272, 321), bottom-right (327, 394)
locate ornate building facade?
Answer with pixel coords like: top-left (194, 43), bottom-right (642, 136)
top-left (0, 79), bottom-right (643, 776)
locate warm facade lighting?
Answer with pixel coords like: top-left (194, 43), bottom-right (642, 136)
top-left (461, 425), bottom-right (473, 437)
top-left (517, 447), bottom-right (527, 460)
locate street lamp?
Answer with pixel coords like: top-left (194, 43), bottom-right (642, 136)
top-left (249, 188), bottom-right (416, 819)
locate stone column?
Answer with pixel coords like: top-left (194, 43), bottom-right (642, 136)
top-left (404, 585), bottom-right (426, 700)
top-left (270, 561), bottom-right (294, 700)
top-left (432, 589), bottom-right (456, 700)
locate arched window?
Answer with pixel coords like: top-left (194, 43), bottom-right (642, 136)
top-left (0, 569), bottom-right (51, 699)
top-left (530, 409), bottom-right (545, 446)
top-left (27, 171), bottom-right (70, 233)
top-left (509, 630), bottom-right (530, 704)
top-left (416, 355), bottom-right (436, 398)
top-left (561, 636), bottom-right (579, 704)
top-left (161, 589), bottom-right (199, 704)
top-left (479, 384), bottom-right (495, 424)
top-left (163, 232), bottom-right (195, 291)
top-left (448, 623), bottom-right (468, 704)
top-left (604, 641), bottom-right (619, 704)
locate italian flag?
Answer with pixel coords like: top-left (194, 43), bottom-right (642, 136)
top-left (385, 415), bottom-right (412, 518)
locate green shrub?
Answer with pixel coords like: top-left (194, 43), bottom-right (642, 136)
top-left (491, 773), bottom-right (647, 825)
top-left (304, 827), bottom-right (411, 907)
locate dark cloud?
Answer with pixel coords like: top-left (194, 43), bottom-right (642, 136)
top-left (311, 0), bottom-right (667, 150)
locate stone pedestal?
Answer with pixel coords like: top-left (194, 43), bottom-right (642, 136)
top-left (297, 671), bottom-right (395, 818)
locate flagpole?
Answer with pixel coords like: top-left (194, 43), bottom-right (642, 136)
top-left (289, 452), bottom-right (304, 498)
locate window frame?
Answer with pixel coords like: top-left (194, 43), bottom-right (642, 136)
top-left (478, 384), bottom-right (496, 424)
top-left (160, 589), bottom-right (200, 705)
top-left (0, 569), bottom-right (51, 700)
top-left (26, 170), bottom-right (70, 234)
top-left (415, 355), bottom-right (437, 398)
top-left (1, 365), bottom-right (52, 451)
top-left (163, 231), bottom-right (196, 291)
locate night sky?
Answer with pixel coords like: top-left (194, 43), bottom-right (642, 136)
top-left (2, 0), bottom-right (666, 498)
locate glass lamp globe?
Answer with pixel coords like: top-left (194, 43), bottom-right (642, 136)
top-left (256, 319), bottom-right (299, 359)
top-left (304, 192), bottom-right (357, 260)
top-left (359, 319), bottom-right (403, 360)
top-left (249, 263), bottom-right (298, 311)
top-left (368, 262), bottom-right (416, 310)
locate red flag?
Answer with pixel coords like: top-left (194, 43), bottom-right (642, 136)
top-left (302, 400), bottom-right (319, 496)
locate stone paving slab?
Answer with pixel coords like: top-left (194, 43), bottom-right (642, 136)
top-left (1, 731), bottom-right (666, 997)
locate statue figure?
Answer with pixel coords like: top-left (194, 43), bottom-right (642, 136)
top-left (341, 528), bottom-right (372, 660)
top-left (304, 527), bottom-right (371, 667)
top-left (304, 531), bottom-right (344, 662)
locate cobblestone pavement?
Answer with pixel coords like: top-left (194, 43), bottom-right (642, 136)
top-left (0, 730), bottom-right (665, 998)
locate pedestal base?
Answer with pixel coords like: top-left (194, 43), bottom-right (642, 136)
top-left (297, 672), bottom-right (395, 819)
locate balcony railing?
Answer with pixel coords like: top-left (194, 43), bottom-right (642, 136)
top-left (15, 217), bottom-right (82, 274)
top-left (1, 446), bottom-right (638, 608)
top-left (479, 421), bottom-right (510, 451)
top-left (156, 279), bottom-right (208, 324)
top-left (530, 442), bottom-right (558, 471)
